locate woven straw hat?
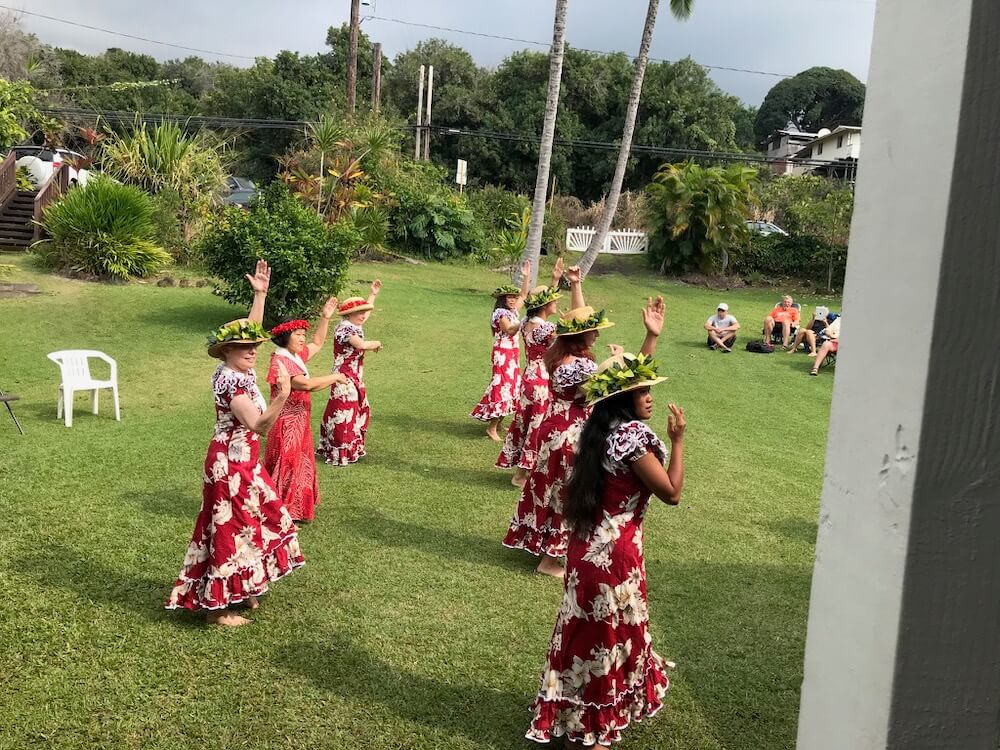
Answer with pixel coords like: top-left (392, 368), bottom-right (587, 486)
top-left (555, 306), bottom-right (615, 337)
top-left (207, 318), bottom-right (270, 359)
top-left (583, 352), bottom-right (667, 406)
top-left (525, 285), bottom-right (563, 309)
top-left (337, 297), bottom-right (374, 316)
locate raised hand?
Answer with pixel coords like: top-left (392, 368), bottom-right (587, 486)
top-left (666, 403), bottom-right (686, 442)
top-left (321, 296), bottom-right (339, 319)
top-left (274, 360), bottom-right (290, 399)
top-left (642, 295), bottom-right (665, 337)
top-left (245, 260), bottom-right (271, 294)
top-left (608, 343), bottom-right (625, 357)
top-left (565, 265), bottom-right (582, 285)
top-left (520, 259), bottom-right (532, 279)
top-left (370, 279), bottom-right (382, 297)
top-left (551, 256), bottom-right (565, 286)
top-left (371, 340), bottom-right (383, 353)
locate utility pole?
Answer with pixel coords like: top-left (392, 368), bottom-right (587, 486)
top-left (415, 64), bottom-right (425, 160)
top-left (423, 65), bottom-right (434, 162)
top-left (371, 42), bottom-right (382, 114)
top-left (346, 0), bottom-right (361, 115)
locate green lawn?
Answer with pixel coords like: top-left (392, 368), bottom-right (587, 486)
top-left (0, 253), bottom-right (837, 750)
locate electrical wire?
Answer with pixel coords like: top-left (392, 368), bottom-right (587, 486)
top-left (0, 4), bottom-right (257, 60)
top-left (38, 107), bottom-right (850, 170)
top-left (362, 15), bottom-right (797, 78)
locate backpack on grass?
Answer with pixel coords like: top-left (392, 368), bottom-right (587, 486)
top-left (746, 341), bottom-right (775, 354)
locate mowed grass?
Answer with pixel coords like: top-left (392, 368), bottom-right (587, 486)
top-left (0, 253), bottom-right (837, 750)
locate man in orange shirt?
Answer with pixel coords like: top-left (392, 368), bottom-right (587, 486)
top-left (764, 295), bottom-right (800, 348)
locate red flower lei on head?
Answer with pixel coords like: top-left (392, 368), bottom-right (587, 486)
top-left (270, 319), bottom-right (310, 336)
top-left (338, 299), bottom-right (370, 314)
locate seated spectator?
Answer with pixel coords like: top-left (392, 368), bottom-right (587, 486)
top-left (704, 303), bottom-right (740, 353)
top-left (810, 317), bottom-right (841, 375)
top-left (786, 309), bottom-right (838, 355)
top-left (764, 295), bottom-right (800, 348)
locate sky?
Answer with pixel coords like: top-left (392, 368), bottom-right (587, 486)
top-left (10, 0), bottom-right (877, 106)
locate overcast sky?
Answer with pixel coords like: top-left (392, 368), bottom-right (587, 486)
top-left (14, 0), bottom-right (877, 106)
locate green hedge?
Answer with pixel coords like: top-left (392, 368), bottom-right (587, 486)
top-left (732, 233), bottom-right (847, 289)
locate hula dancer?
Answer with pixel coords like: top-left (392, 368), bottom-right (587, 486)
top-left (318, 280), bottom-right (382, 466)
top-left (526, 353), bottom-right (685, 747)
top-left (166, 261), bottom-right (304, 627)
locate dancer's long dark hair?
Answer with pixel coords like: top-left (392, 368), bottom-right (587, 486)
top-left (564, 392), bottom-right (638, 539)
top-left (543, 332), bottom-right (595, 375)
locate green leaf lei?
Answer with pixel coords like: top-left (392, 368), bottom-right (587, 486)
top-left (207, 319), bottom-right (268, 348)
top-left (525, 286), bottom-right (562, 309)
top-left (582, 353), bottom-right (661, 402)
top-left (556, 308), bottom-right (611, 335)
top-left (492, 284), bottom-right (520, 298)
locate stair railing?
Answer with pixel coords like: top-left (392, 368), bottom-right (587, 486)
top-left (0, 152), bottom-right (15, 211)
top-left (32, 163), bottom-right (69, 242)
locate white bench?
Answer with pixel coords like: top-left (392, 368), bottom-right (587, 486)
top-left (565, 226), bottom-right (648, 254)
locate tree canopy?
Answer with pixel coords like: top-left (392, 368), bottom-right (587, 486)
top-left (754, 66), bottom-right (865, 144)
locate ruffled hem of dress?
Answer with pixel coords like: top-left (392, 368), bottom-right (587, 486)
top-left (516, 448), bottom-right (539, 472)
top-left (525, 658), bottom-right (671, 746)
top-left (165, 536), bottom-right (304, 611)
top-left (471, 399), bottom-right (517, 421)
top-left (318, 443), bottom-right (366, 466)
top-left (502, 522), bottom-right (568, 558)
top-left (495, 447), bottom-right (522, 469)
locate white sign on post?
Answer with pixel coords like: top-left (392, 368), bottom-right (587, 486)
top-left (455, 159), bottom-right (468, 186)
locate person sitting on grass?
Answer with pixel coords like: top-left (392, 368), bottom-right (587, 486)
top-left (704, 303), bottom-right (739, 352)
top-left (764, 295), bottom-right (800, 348)
top-left (810, 321), bottom-right (841, 376)
top-left (786, 309), bottom-right (839, 355)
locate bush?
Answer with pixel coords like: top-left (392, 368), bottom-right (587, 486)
top-left (383, 162), bottom-right (485, 259)
top-left (150, 188), bottom-right (192, 263)
top-left (731, 233), bottom-right (847, 290)
top-left (467, 186), bottom-right (530, 236)
top-left (198, 182), bottom-right (355, 325)
top-left (34, 176), bottom-right (171, 280)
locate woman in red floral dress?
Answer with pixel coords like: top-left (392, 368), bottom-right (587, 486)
top-left (318, 280), bottom-right (383, 466)
top-left (167, 261), bottom-right (304, 628)
top-left (526, 353), bottom-right (686, 747)
top-left (263, 296), bottom-right (348, 522)
top-left (497, 258), bottom-right (565, 487)
top-left (471, 261), bottom-right (533, 442)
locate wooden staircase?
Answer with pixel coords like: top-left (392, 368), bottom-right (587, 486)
top-left (0, 190), bottom-right (37, 250)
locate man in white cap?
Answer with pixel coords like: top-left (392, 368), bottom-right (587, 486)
top-left (704, 303), bottom-right (740, 353)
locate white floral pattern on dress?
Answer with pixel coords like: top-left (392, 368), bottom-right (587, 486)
top-left (472, 307), bottom-right (522, 421)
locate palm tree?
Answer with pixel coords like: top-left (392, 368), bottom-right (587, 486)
top-left (578, 0), bottom-right (694, 276)
top-left (516, 0), bottom-right (570, 288)
top-left (305, 116), bottom-right (345, 216)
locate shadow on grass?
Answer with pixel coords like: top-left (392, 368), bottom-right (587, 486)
top-left (377, 410), bottom-right (488, 440)
top-left (120, 486), bottom-right (200, 521)
top-left (768, 516), bottom-right (819, 545)
top-left (347, 511), bottom-right (529, 575)
top-left (277, 635), bottom-right (527, 750)
top-left (15, 544), bottom-right (193, 627)
top-left (138, 299), bottom-right (232, 332)
top-left (386, 457), bottom-right (514, 491)
top-left (645, 558), bottom-right (812, 749)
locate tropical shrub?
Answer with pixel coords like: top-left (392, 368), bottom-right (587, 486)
top-left (467, 186), bottom-right (530, 236)
top-left (755, 174), bottom-right (853, 248)
top-left (731, 233), bottom-right (847, 290)
top-left (198, 182), bottom-right (355, 324)
top-left (100, 120), bottom-right (229, 244)
top-left (34, 176), bottom-right (171, 280)
top-left (15, 165), bottom-right (34, 191)
top-left (645, 161), bottom-right (757, 274)
top-left (0, 77), bottom-right (39, 150)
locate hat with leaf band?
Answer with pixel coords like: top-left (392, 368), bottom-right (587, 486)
top-left (207, 318), bottom-right (270, 359)
top-left (555, 306), bottom-right (615, 336)
top-left (525, 285), bottom-right (563, 309)
top-left (582, 352), bottom-right (666, 406)
top-left (492, 284), bottom-right (521, 299)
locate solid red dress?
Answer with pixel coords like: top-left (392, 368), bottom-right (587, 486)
top-left (502, 355), bottom-right (597, 558)
top-left (471, 308), bottom-right (522, 421)
top-left (497, 318), bottom-right (556, 470)
top-left (526, 420), bottom-right (674, 746)
top-left (318, 321), bottom-right (370, 466)
top-left (263, 348), bottom-right (319, 521)
top-left (166, 365), bottom-right (304, 611)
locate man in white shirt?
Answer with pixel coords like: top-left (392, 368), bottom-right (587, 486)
top-left (704, 303), bottom-right (740, 353)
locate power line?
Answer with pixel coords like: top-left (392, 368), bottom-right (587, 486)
top-left (0, 4), bottom-right (256, 60)
top-left (38, 107), bottom-right (848, 169)
top-left (363, 14), bottom-right (796, 78)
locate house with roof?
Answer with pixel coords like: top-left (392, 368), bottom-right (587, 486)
top-left (790, 125), bottom-right (862, 182)
top-left (763, 127), bottom-right (819, 176)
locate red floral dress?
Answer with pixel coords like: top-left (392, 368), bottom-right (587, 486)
top-left (166, 365), bottom-right (304, 611)
top-left (497, 318), bottom-right (556, 470)
top-left (526, 420), bottom-right (674, 746)
top-left (318, 321), bottom-right (370, 466)
top-left (471, 308), bottom-right (521, 421)
top-left (502, 355), bottom-right (597, 558)
top-left (263, 349), bottom-right (319, 522)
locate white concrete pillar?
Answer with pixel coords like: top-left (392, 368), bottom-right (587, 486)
top-left (796, 1), bottom-right (1000, 748)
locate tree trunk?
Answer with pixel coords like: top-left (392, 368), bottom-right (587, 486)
top-left (578, 0), bottom-right (659, 277)
top-left (515, 0), bottom-right (570, 288)
top-left (346, 0), bottom-right (361, 115)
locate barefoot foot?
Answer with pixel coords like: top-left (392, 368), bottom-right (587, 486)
top-left (486, 428), bottom-right (502, 442)
top-left (536, 556), bottom-right (565, 578)
top-left (207, 611), bottom-right (251, 627)
top-left (248, 596), bottom-right (260, 610)
top-left (511, 469), bottom-right (528, 489)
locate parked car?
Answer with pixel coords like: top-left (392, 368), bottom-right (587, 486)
top-left (221, 176), bottom-right (257, 207)
top-left (13, 145), bottom-right (91, 188)
top-left (746, 220), bottom-right (789, 237)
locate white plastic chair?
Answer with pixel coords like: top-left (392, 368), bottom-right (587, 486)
top-left (47, 350), bottom-right (121, 427)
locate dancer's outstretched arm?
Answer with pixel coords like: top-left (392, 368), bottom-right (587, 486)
top-left (639, 296), bottom-right (665, 356)
top-left (246, 260), bottom-right (270, 323)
